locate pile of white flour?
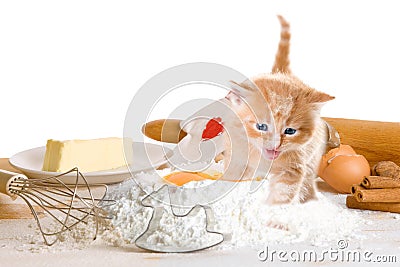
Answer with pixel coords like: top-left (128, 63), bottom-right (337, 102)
top-left (100, 161), bottom-right (363, 249)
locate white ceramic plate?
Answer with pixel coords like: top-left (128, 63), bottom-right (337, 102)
top-left (9, 142), bottom-right (172, 184)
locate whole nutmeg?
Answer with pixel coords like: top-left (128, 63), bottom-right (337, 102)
top-left (372, 161), bottom-right (400, 179)
top-left (318, 144), bottom-right (371, 193)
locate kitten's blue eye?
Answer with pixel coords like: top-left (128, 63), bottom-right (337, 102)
top-left (284, 128), bottom-right (297, 135)
top-left (256, 123), bottom-right (268, 131)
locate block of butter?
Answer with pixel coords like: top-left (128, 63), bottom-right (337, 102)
top-left (42, 137), bottom-right (127, 173)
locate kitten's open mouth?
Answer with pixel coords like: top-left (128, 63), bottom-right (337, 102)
top-left (263, 149), bottom-right (281, 160)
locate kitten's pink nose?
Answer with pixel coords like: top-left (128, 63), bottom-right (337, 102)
top-left (265, 139), bottom-right (281, 151)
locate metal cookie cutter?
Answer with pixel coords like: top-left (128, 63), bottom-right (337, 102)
top-left (135, 184), bottom-right (224, 253)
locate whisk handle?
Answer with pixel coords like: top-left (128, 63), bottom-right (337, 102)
top-left (0, 169), bottom-right (28, 197)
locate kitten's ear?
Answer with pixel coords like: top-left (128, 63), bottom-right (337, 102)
top-left (309, 91), bottom-right (335, 104)
top-left (308, 91), bottom-right (335, 111)
top-left (226, 80), bottom-right (252, 106)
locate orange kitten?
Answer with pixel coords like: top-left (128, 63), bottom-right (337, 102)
top-left (225, 15), bottom-right (334, 204)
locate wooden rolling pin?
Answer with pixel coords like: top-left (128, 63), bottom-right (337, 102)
top-left (142, 117), bottom-right (400, 167)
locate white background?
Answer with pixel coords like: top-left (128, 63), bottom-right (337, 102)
top-left (0, 0), bottom-right (399, 157)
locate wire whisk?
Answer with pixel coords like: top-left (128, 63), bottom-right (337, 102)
top-left (0, 168), bottom-right (114, 246)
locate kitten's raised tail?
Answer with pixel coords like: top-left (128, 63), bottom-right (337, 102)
top-left (272, 15), bottom-right (291, 74)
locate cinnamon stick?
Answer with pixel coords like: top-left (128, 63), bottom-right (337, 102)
top-left (351, 184), bottom-right (365, 195)
top-left (346, 195), bottom-right (400, 213)
top-left (362, 176), bottom-right (400, 189)
top-left (354, 187), bottom-right (400, 202)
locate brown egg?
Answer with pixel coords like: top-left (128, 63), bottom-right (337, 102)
top-left (318, 144), bottom-right (371, 193)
